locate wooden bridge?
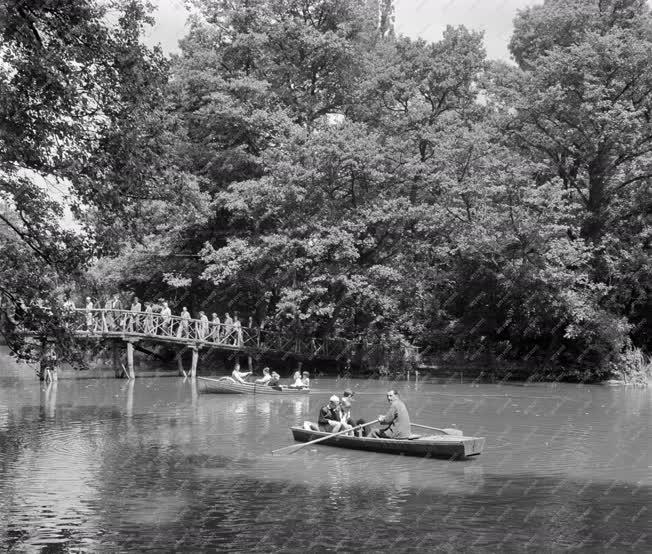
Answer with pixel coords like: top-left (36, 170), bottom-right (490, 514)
top-left (63, 308), bottom-right (417, 379)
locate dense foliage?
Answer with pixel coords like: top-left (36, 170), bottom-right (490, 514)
top-left (1, 0), bottom-right (649, 380)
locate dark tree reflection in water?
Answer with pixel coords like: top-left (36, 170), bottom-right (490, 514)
top-left (0, 351), bottom-right (650, 552)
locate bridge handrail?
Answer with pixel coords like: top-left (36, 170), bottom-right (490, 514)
top-left (67, 308), bottom-right (368, 359)
top-left (62, 308), bottom-right (420, 362)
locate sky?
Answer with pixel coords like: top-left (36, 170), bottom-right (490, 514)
top-left (144, 0), bottom-right (542, 61)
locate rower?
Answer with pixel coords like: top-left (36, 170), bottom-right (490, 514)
top-left (231, 364), bottom-right (252, 384)
top-left (369, 390), bottom-right (411, 439)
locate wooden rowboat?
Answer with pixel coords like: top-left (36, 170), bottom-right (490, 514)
top-left (290, 427), bottom-right (485, 459)
top-left (197, 376), bottom-right (310, 395)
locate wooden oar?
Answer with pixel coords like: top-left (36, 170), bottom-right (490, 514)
top-left (272, 419), bottom-right (379, 455)
top-left (411, 423), bottom-right (463, 436)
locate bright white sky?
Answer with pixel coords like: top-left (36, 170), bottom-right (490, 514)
top-left (144, 0), bottom-right (544, 61)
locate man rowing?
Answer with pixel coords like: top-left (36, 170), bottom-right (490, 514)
top-left (231, 364), bottom-right (252, 384)
top-left (369, 390), bottom-right (411, 439)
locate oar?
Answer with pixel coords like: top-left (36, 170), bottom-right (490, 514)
top-left (411, 423), bottom-right (463, 436)
top-left (272, 419), bottom-right (379, 455)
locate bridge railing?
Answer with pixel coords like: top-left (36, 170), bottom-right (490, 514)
top-left (67, 308), bottom-right (363, 360)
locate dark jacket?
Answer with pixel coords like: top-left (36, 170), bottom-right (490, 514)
top-left (380, 399), bottom-right (411, 438)
top-left (318, 404), bottom-right (340, 426)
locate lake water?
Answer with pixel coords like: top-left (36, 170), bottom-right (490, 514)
top-left (0, 348), bottom-right (650, 552)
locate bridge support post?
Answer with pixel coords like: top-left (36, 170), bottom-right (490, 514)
top-left (112, 342), bottom-right (122, 378)
top-left (177, 351), bottom-right (186, 377)
top-left (190, 346), bottom-right (198, 379)
top-left (125, 340), bottom-right (136, 379)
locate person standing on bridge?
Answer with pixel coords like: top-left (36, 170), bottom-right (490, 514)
top-left (177, 307), bottom-right (191, 338)
top-left (129, 297), bottom-right (141, 333)
top-left (233, 315), bottom-right (243, 346)
top-left (143, 301), bottom-right (154, 335)
top-left (223, 312), bottom-right (234, 344)
top-left (85, 297), bottom-right (94, 331)
top-left (198, 311), bottom-right (209, 340)
top-left (210, 313), bottom-right (220, 342)
top-left (160, 301), bottom-right (172, 335)
top-left (62, 295), bottom-right (75, 312)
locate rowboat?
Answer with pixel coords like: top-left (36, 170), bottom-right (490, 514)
top-left (197, 376), bottom-right (310, 395)
top-left (290, 427), bottom-right (485, 459)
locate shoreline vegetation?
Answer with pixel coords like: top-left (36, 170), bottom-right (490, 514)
top-left (1, 1), bottom-right (650, 386)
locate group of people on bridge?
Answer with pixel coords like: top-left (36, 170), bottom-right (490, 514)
top-left (67, 295), bottom-right (251, 347)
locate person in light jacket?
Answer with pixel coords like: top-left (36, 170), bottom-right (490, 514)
top-left (369, 390), bottom-right (411, 439)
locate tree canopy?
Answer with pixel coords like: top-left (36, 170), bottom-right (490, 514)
top-left (1, 0), bottom-right (649, 380)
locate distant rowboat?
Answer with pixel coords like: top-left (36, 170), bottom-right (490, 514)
top-left (290, 427), bottom-right (485, 459)
top-left (197, 376), bottom-right (310, 395)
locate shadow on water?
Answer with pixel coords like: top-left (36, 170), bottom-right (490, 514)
top-left (2, 437), bottom-right (650, 552)
top-left (1, 350), bottom-right (650, 552)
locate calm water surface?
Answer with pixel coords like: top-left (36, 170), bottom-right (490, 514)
top-left (0, 349), bottom-right (650, 552)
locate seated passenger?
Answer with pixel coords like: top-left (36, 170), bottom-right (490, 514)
top-left (268, 371), bottom-right (282, 390)
top-left (255, 367), bottom-right (272, 384)
top-left (231, 365), bottom-right (252, 384)
top-left (318, 395), bottom-right (343, 433)
top-left (288, 370), bottom-right (306, 389)
top-left (301, 371), bottom-right (310, 388)
top-left (338, 398), bottom-right (355, 436)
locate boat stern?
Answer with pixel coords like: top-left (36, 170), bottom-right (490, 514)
top-left (462, 436), bottom-right (485, 457)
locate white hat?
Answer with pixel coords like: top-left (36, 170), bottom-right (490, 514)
top-left (329, 395), bottom-right (340, 403)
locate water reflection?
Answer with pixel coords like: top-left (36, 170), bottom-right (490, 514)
top-left (0, 349), bottom-right (650, 551)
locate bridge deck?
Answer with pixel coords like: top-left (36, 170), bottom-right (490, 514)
top-left (69, 309), bottom-right (358, 361)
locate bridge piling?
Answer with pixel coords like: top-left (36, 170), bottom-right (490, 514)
top-left (177, 349), bottom-right (187, 377)
top-left (112, 342), bottom-right (121, 378)
top-left (190, 346), bottom-right (198, 379)
top-left (125, 340), bottom-right (136, 379)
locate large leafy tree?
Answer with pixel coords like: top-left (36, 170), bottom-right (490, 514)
top-left (485, 0), bottom-right (652, 367)
top-left (0, 0), bottom-right (174, 360)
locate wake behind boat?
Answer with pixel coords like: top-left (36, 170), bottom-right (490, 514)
top-left (197, 376), bottom-right (310, 395)
top-left (290, 426), bottom-right (485, 459)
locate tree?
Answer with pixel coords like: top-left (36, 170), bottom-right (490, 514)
top-left (482, 0), bottom-right (652, 367)
top-left (0, 0), bottom-right (173, 361)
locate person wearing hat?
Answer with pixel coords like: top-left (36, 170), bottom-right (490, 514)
top-left (342, 388), bottom-right (354, 400)
top-left (369, 390), bottom-right (411, 439)
top-left (318, 395), bottom-right (343, 433)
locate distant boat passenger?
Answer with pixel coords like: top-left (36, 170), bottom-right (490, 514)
top-left (301, 371), bottom-right (310, 388)
top-left (231, 365), bottom-right (252, 384)
top-left (255, 367), bottom-right (272, 385)
top-left (288, 371), bottom-right (305, 388)
top-left (268, 371), bottom-right (282, 390)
